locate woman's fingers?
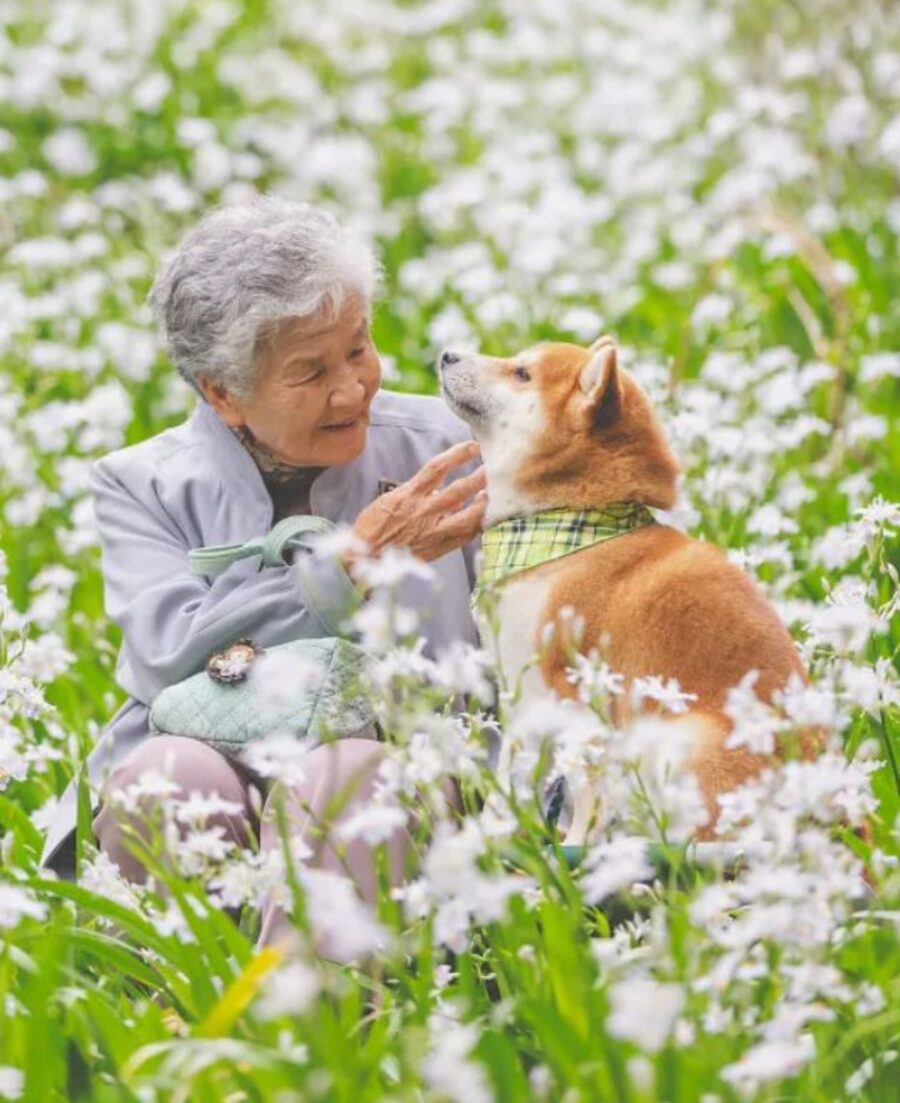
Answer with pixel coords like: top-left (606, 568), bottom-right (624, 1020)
top-left (408, 440), bottom-right (481, 493)
top-left (353, 440), bottom-right (486, 563)
top-left (435, 491), bottom-right (488, 543)
top-left (431, 465), bottom-right (487, 510)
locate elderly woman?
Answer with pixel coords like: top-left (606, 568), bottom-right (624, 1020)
top-left (40, 197), bottom-right (485, 956)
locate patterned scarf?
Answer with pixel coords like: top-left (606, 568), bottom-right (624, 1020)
top-left (476, 501), bottom-right (655, 600)
top-left (231, 425), bottom-right (325, 522)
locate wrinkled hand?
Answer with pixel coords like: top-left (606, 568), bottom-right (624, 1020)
top-left (348, 441), bottom-right (486, 572)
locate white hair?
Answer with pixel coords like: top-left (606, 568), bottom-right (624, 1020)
top-left (149, 195), bottom-right (381, 397)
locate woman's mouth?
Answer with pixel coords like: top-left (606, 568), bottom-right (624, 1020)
top-left (322, 414), bottom-right (364, 432)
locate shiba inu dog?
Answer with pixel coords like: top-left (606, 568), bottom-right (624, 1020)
top-left (439, 337), bottom-right (812, 839)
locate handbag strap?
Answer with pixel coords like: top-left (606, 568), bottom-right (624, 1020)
top-left (188, 515), bottom-right (338, 577)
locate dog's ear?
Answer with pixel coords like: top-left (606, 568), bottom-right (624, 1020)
top-left (579, 338), bottom-right (621, 429)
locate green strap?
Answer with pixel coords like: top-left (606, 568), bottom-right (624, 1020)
top-left (188, 515), bottom-right (338, 577)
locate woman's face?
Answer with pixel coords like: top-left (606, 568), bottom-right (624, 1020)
top-left (201, 294), bottom-right (381, 466)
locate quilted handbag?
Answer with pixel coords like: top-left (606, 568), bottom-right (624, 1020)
top-left (149, 515), bottom-right (372, 754)
top-left (149, 636), bottom-right (373, 754)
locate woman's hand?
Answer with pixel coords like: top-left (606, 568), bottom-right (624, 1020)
top-left (347, 441), bottom-right (487, 571)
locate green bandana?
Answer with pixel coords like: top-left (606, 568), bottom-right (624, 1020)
top-left (475, 501), bottom-right (655, 602)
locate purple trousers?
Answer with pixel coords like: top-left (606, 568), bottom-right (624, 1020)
top-left (92, 735), bottom-right (408, 961)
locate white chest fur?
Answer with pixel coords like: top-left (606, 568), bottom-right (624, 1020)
top-left (477, 568), bottom-right (599, 846)
top-left (477, 571), bottom-right (552, 701)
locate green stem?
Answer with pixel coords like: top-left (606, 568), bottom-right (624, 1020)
top-left (878, 708), bottom-right (900, 800)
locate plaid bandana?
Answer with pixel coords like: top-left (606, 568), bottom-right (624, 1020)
top-left (476, 501), bottom-right (655, 601)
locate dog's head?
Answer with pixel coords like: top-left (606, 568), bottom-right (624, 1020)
top-left (439, 337), bottom-right (679, 523)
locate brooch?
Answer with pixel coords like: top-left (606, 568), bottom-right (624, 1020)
top-left (206, 639), bottom-right (262, 684)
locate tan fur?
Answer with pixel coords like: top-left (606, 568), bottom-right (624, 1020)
top-left (513, 342), bottom-right (681, 513)
top-left (447, 338), bottom-right (817, 836)
top-left (535, 523), bottom-right (810, 833)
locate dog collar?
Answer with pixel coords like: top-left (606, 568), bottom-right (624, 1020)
top-left (476, 502), bottom-right (655, 599)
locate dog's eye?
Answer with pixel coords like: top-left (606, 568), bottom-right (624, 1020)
top-left (513, 366), bottom-right (531, 383)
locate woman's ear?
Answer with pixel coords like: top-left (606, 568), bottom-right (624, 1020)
top-left (579, 338), bottom-right (621, 429)
top-left (197, 375), bottom-right (247, 427)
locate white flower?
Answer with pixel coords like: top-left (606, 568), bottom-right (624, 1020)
top-left (300, 868), bottom-right (390, 963)
top-left (253, 960), bottom-right (321, 1020)
top-left (29, 795), bottom-right (59, 833)
top-left (776, 677), bottom-right (844, 731)
top-left (153, 901), bottom-right (197, 942)
top-left (173, 791), bottom-right (246, 827)
top-left (720, 1034), bottom-right (815, 1094)
top-left (171, 825), bottom-right (237, 877)
top-left (854, 497), bottom-right (900, 538)
top-left (507, 696), bottom-right (604, 753)
top-left (242, 736), bottom-right (313, 788)
top-left (422, 820), bottom-right (486, 897)
top-left (630, 675), bottom-right (697, 714)
top-left (747, 503), bottom-right (798, 538)
top-left (431, 641), bottom-right (495, 703)
top-left (337, 801), bottom-right (407, 845)
top-left (611, 716), bottom-right (710, 839)
top-left (402, 820), bottom-right (527, 951)
top-left (42, 129), bottom-right (97, 176)
top-left (811, 524), bottom-right (867, 570)
top-left (422, 1012), bottom-right (492, 1103)
top-left (132, 71), bottom-right (172, 113)
top-left (250, 649), bottom-right (326, 714)
top-left (0, 1067), bottom-right (23, 1101)
top-left (805, 601), bottom-right (885, 654)
top-left (879, 115), bottom-right (900, 169)
top-left (207, 854), bottom-right (262, 911)
top-left (691, 294), bottom-right (733, 330)
top-left (80, 853), bottom-right (143, 915)
top-left (825, 95), bottom-right (870, 148)
top-left (607, 978), bottom-right (685, 1053)
top-left (580, 837), bottom-right (653, 904)
top-left (309, 524), bottom-right (371, 564)
top-left (0, 734), bottom-right (28, 790)
top-left (476, 790), bottom-right (518, 839)
top-left (845, 1049), bottom-right (898, 1096)
top-left (14, 634), bottom-right (74, 681)
top-left (352, 594), bottom-right (421, 650)
top-left (724, 671), bottom-right (782, 755)
top-left (859, 352), bottom-right (900, 384)
top-left (350, 546), bottom-right (435, 590)
top-left (108, 768), bottom-right (181, 817)
top-left (559, 306), bottom-right (604, 340)
top-left (0, 883), bottom-right (46, 929)
top-left (565, 653), bottom-right (625, 705)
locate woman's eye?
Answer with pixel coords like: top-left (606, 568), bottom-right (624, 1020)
top-left (349, 346), bottom-right (366, 360)
top-left (514, 366), bottom-right (531, 383)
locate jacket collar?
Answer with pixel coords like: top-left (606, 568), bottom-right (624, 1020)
top-left (188, 397), bottom-right (380, 532)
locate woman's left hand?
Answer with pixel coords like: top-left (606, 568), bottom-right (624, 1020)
top-left (346, 440), bottom-right (487, 570)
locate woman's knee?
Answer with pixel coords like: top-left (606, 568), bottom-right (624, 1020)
top-left (259, 738), bottom-right (384, 838)
top-left (259, 737), bottom-right (459, 843)
top-left (93, 736), bottom-right (255, 872)
top-left (104, 736), bottom-right (241, 797)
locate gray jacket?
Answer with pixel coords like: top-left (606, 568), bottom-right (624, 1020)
top-left (41, 389), bottom-right (479, 874)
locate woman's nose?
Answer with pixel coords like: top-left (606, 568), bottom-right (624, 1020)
top-left (329, 365), bottom-right (367, 407)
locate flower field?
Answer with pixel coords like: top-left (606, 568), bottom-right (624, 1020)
top-left (1, 0), bottom-right (899, 1099)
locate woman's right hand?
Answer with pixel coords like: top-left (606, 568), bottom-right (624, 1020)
top-left (347, 440), bottom-right (487, 570)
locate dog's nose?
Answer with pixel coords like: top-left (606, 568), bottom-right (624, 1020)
top-left (440, 350), bottom-right (461, 370)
